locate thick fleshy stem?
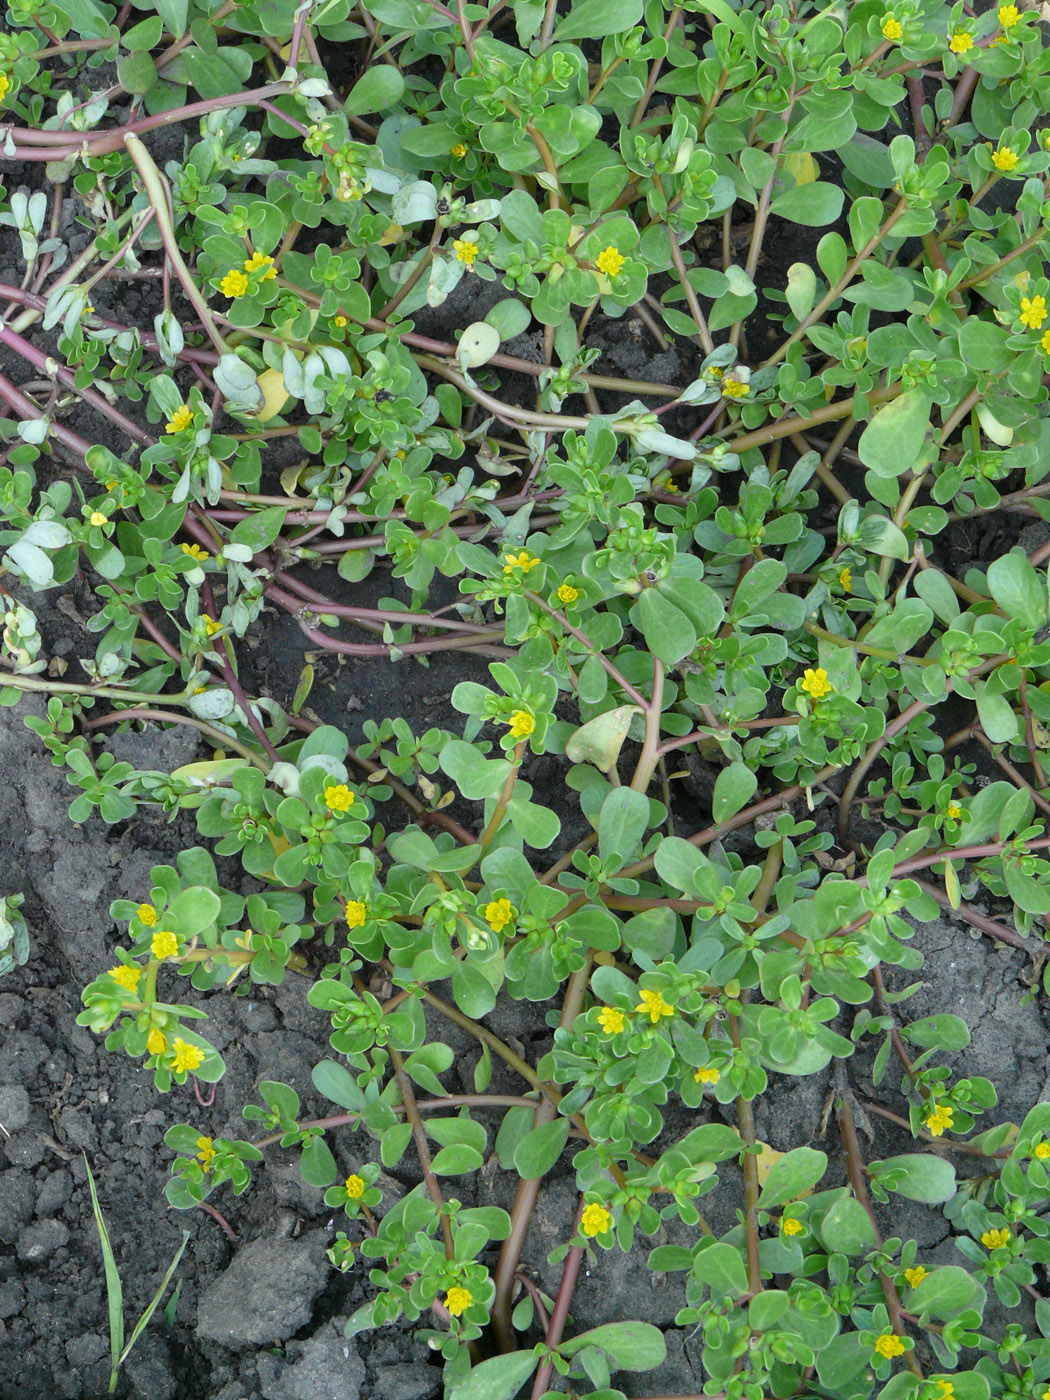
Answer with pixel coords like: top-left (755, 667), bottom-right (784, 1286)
top-left (529, 1198), bottom-right (585, 1400)
top-left (837, 1094), bottom-right (924, 1379)
top-left (490, 958), bottom-right (591, 1352)
top-left (389, 1045), bottom-right (454, 1257)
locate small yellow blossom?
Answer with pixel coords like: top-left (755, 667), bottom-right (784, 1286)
top-left (108, 964), bottom-right (141, 993)
top-left (800, 667), bottom-right (832, 700)
top-left (992, 146), bottom-right (1019, 172)
top-left (333, 315), bottom-right (348, 328)
top-left (506, 710), bottom-right (535, 739)
top-left (838, 567), bottom-right (852, 592)
top-left (597, 1006), bottom-right (625, 1034)
top-left (1034, 1141), bottom-right (1050, 1159)
top-left (1042, 330), bottom-right (1050, 355)
top-left (946, 803), bottom-right (962, 820)
top-left (596, 245), bottom-right (625, 278)
top-left (244, 250), bottom-right (276, 281)
top-left (445, 1286), bottom-right (473, 1317)
top-left (694, 1064), bottom-right (721, 1084)
top-left (451, 142), bottom-right (467, 157)
top-left (948, 30), bottom-right (973, 54)
top-left (172, 1038), bottom-right (205, 1073)
top-left (346, 901), bottom-right (368, 929)
top-left (220, 268), bottom-right (249, 298)
top-left (581, 1202), bottom-right (613, 1237)
top-left (636, 988), bottom-right (675, 1023)
top-left (105, 481), bottom-right (118, 492)
top-left (147, 1028), bottom-right (168, 1056)
top-left (934, 1383), bottom-right (955, 1400)
top-left (1021, 295), bottom-right (1047, 329)
top-left (782, 1216), bottom-right (804, 1236)
top-left (556, 582), bottom-right (579, 605)
top-left (484, 898), bottom-right (515, 933)
top-left (904, 1265), bottom-right (928, 1287)
top-left (344, 1174), bottom-right (365, 1199)
top-left (925, 1103), bottom-right (954, 1136)
top-left (0, 74), bottom-right (10, 105)
top-left (324, 783), bottom-right (356, 813)
top-left (881, 14), bottom-right (902, 40)
top-left (998, 3), bottom-right (1020, 24)
top-left (89, 511), bottom-right (107, 527)
top-left (981, 1226), bottom-right (1011, 1249)
top-left (196, 1136), bottom-right (216, 1169)
top-left (82, 304), bottom-right (94, 318)
top-left (874, 1333), bottom-right (906, 1360)
top-left (151, 929), bottom-right (179, 961)
top-left (453, 238), bottom-right (479, 266)
top-left (503, 550), bottom-right (540, 575)
top-left (721, 375), bottom-right (749, 398)
top-left (202, 614), bottom-right (222, 637)
top-left (166, 404), bottom-right (193, 434)
top-left (181, 543), bottom-right (209, 562)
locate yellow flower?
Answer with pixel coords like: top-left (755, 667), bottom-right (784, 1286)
top-left (981, 1226), bottom-right (1011, 1249)
top-left (333, 315), bottom-right (348, 328)
top-left (881, 14), bottom-right (902, 40)
top-left (503, 550), bottom-right (540, 575)
top-left (1020, 295), bottom-right (1047, 329)
top-left (445, 1286), bottom-right (473, 1317)
top-left (1042, 329), bottom-right (1050, 355)
top-left (506, 710), bottom-right (535, 739)
top-left (838, 567), bottom-right (852, 593)
top-left (904, 1265), bottom-right (928, 1287)
top-left (800, 667), bottom-right (832, 700)
top-left (196, 1136), bottom-right (216, 1169)
top-left (484, 897), bottom-right (515, 933)
top-left (147, 1028), bottom-right (168, 1056)
top-left (782, 1216), bottom-right (804, 1236)
top-left (946, 803), bottom-right (962, 820)
top-left (89, 511), bottom-right (107, 527)
top-left (451, 142), bottom-right (467, 157)
top-left (948, 30), bottom-right (973, 53)
top-left (453, 238), bottom-right (479, 265)
top-left (166, 404), bottom-right (193, 434)
top-left (324, 783), bottom-right (356, 813)
top-left (874, 1333), bottom-right (906, 1359)
top-left (998, 3), bottom-right (1020, 24)
top-left (244, 250), bottom-right (276, 281)
top-left (344, 1174), bottom-right (365, 1199)
top-left (694, 1064), bottom-right (720, 1084)
top-left (105, 481), bottom-right (118, 492)
top-left (721, 375), bottom-right (749, 398)
top-left (172, 1038), bottom-right (205, 1073)
top-left (151, 929), bottom-right (179, 961)
top-left (346, 900), bottom-right (367, 929)
top-left (992, 146), bottom-right (1019, 172)
top-left (1034, 1141), bottom-right (1050, 1159)
top-left (934, 1382), bottom-right (954, 1400)
top-left (636, 988), bottom-right (675, 1023)
top-left (556, 582), bottom-right (579, 605)
top-left (597, 1006), bottom-right (625, 1034)
top-left (181, 543), bottom-right (208, 562)
top-left (0, 74), bottom-right (10, 105)
top-left (108, 964), bottom-right (141, 993)
top-left (220, 268), bottom-right (249, 298)
top-left (581, 1202), bottom-right (612, 1237)
top-left (925, 1103), bottom-right (954, 1136)
top-left (202, 614), bottom-right (222, 637)
top-left (596, 245), bottom-right (625, 278)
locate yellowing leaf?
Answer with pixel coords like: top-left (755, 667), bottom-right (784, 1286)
top-left (251, 367), bottom-right (290, 422)
top-left (378, 222), bottom-right (405, 247)
top-left (944, 858), bottom-right (961, 911)
top-left (754, 1141), bottom-right (815, 1197)
top-left (781, 152), bottom-right (819, 186)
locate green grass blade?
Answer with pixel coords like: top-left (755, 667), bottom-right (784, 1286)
top-left (82, 1156), bottom-right (124, 1391)
top-left (118, 1231), bottom-right (190, 1368)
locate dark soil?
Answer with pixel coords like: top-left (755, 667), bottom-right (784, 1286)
top-left (2, 122), bottom-right (1049, 1400)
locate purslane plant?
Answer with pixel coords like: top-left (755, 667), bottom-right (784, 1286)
top-left (4, 0), bottom-right (1050, 1397)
